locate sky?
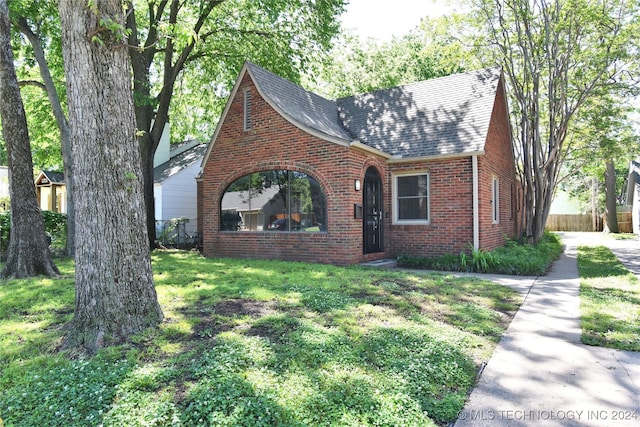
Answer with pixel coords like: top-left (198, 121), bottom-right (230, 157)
top-left (340, 0), bottom-right (454, 42)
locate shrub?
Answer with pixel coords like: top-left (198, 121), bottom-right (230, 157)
top-left (398, 231), bottom-right (563, 276)
top-left (0, 211), bottom-right (67, 257)
top-left (0, 211), bottom-right (9, 252)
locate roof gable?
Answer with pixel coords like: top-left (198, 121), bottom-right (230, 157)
top-left (35, 170), bottom-right (65, 185)
top-left (245, 62), bottom-right (353, 143)
top-left (202, 62), bottom-right (505, 168)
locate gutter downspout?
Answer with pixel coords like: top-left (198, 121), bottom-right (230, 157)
top-left (472, 155), bottom-right (479, 250)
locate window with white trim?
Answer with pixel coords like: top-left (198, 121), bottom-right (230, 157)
top-left (243, 88), bottom-right (251, 131)
top-left (492, 176), bottom-right (499, 223)
top-left (394, 173), bottom-right (430, 224)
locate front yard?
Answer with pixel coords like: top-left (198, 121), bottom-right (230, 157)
top-left (0, 252), bottom-right (522, 426)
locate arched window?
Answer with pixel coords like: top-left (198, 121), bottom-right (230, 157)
top-left (220, 170), bottom-right (327, 232)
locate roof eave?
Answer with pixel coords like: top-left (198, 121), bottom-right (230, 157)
top-left (349, 141), bottom-right (392, 159)
top-left (293, 125), bottom-right (351, 147)
top-left (386, 150), bottom-right (485, 164)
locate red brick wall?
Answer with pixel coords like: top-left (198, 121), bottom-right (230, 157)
top-left (199, 74), bottom-right (388, 265)
top-left (477, 76), bottom-right (518, 250)
top-left (199, 72), bottom-right (518, 264)
top-left (385, 158), bottom-right (475, 257)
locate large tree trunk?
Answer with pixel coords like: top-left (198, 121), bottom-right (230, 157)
top-left (58, 0), bottom-right (163, 354)
top-left (604, 159), bottom-right (619, 233)
top-left (15, 17), bottom-right (76, 258)
top-left (591, 177), bottom-right (599, 231)
top-left (140, 134), bottom-right (158, 248)
top-left (0, 0), bottom-right (59, 279)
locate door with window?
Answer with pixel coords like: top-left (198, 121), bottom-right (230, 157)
top-left (363, 167), bottom-right (383, 253)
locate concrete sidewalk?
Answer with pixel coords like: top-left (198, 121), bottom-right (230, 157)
top-left (454, 233), bottom-right (640, 427)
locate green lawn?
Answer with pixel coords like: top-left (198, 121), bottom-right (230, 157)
top-left (0, 252), bottom-right (523, 426)
top-left (578, 246), bottom-right (640, 351)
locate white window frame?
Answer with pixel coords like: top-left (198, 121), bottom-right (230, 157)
top-left (243, 88), bottom-right (251, 131)
top-left (392, 171), bottom-right (430, 225)
top-left (492, 175), bottom-right (500, 224)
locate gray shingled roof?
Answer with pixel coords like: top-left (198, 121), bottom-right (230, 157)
top-left (246, 62), bottom-right (352, 142)
top-left (337, 68), bottom-right (501, 158)
top-left (154, 143), bottom-right (207, 183)
top-left (246, 62), bottom-right (502, 159)
top-left (40, 170), bottom-right (65, 184)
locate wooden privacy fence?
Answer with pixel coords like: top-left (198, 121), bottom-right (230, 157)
top-left (546, 212), bottom-right (632, 232)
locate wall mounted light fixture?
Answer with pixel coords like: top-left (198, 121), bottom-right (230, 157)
top-left (354, 179), bottom-right (361, 191)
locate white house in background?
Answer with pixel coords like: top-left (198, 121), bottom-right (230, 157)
top-left (0, 166), bottom-right (9, 198)
top-left (34, 124), bottom-right (207, 239)
top-left (549, 188), bottom-right (583, 215)
top-left (626, 158), bottom-right (640, 235)
top-left (153, 127), bottom-right (207, 238)
top-left (0, 165), bottom-right (9, 211)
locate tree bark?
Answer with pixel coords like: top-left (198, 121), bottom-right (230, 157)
top-left (592, 176), bottom-right (599, 231)
top-left (604, 159), bottom-right (619, 233)
top-left (15, 17), bottom-right (76, 258)
top-left (0, 0), bottom-right (59, 279)
top-left (58, 0), bottom-right (163, 354)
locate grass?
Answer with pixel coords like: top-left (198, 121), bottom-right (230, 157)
top-left (577, 246), bottom-right (640, 351)
top-left (398, 231), bottom-right (563, 276)
top-left (607, 233), bottom-right (638, 241)
top-left (0, 252), bottom-right (523, 426)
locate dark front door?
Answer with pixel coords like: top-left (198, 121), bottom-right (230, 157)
top-left (363, 167), bottom-right (383, 253)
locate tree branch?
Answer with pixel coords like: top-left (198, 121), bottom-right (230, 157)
top-left (18, 79), bottom-right (46, 90)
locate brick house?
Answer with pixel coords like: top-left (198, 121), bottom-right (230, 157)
top-left (197, 62), bottom-right (519, 265)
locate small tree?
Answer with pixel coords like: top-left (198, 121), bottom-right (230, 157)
top-left (0, 0), bottom-right (58, 279)
top-left (473, 0), bottom-right (639, 243)
top-left (560, 93), bottom-right (639, 231)
top-left (13, 1), bottom-right (76, 257)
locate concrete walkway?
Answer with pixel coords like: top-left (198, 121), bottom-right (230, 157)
top-left (454, 232), bottom-right (640, 427)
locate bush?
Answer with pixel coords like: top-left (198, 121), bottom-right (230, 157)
top-left (0, 210), bottom-right (67, 257)
top-left (398, 231), bottom-right (563, 276)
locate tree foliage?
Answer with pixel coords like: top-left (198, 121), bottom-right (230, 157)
top-left (559, 93), bottom-right (639, 226)
top-left (125, 0), bottom-right (346, 246)
top-left (472, 0), bottom-right (640, 242)
top-left (6, 0), bottom-right (66, 171)
top-left (310, 14), bottom-right (477, 99)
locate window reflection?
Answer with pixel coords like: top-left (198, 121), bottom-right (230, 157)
top-left (220, 170), bottom-right (327, 232)
top-left (396, 174), bottom-right (430, 222)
